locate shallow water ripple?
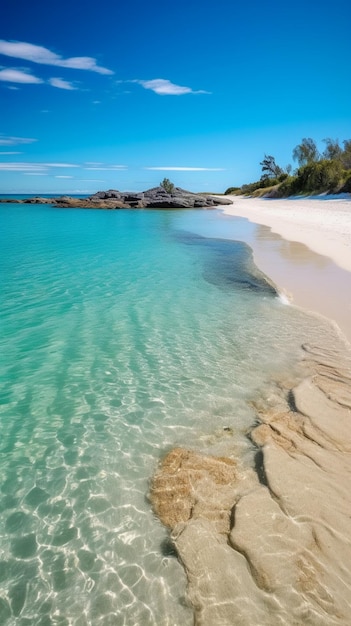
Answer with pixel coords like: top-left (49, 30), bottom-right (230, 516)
top-left (0, 204), bottom-right (331, 624)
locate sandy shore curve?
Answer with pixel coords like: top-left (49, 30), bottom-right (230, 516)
top-left (221, 194), bottom-right (351, 272)
top-left (219, 195), bottom-right (351, 342)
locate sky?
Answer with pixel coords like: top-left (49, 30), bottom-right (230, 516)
top-left (1, 0), bottom-right (350, 194)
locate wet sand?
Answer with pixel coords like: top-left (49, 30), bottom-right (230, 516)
top-left (151, 195), bottom-right (351, 625)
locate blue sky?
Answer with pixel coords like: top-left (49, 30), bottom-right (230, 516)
top-left (1, 0), bottom-right (350, 194)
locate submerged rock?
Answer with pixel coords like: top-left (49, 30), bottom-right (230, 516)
top-left (151, 448), bottom-right (238, 534)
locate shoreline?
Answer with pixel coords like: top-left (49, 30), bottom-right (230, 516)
top-left (151, 197), bottom-right (351, 624)
top-left (221, 194), bottom-right (351, 272)
top-left (219, 195), bottom-right (351, 343)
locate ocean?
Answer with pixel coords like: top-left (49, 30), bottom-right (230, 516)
top-left (0, 201), bottom-right (328, 625)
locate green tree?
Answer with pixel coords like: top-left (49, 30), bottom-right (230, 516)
top-left (160, 178), bottom-right (175, 193)
top-left (341, 139), bottom-right (351, 169)
top-left (322, 138), bottom-right (342, 161)
top-left (260, 154), bottom-right (283, 179)
top-left (292, 138), bottom-right (319, 166)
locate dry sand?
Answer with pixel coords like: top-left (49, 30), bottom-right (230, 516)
top-left (151, 195), bottom-right (351, 625)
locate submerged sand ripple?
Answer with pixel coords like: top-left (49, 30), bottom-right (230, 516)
top-left (150, 339), bottom-right (351, 625)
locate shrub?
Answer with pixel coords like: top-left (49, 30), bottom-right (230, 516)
top-left (272, 176), bottom-right (299, 197)
top-left (340, 171), bottom-right (351, 193)
top-left (296, 160), bottom-right (344, 192)
top-left (224, 187), bottom-right (241, 195)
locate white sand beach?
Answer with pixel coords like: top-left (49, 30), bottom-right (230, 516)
top-left (220, 195), bottom-right (351, 342)
top-left (221, 194), bottom-right (351, 272)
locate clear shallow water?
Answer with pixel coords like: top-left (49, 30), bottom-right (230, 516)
top-left (0, 203), bottom-right (327, 625)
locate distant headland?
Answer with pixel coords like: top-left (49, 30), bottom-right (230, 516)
top-left (0, 186), bottom-right (232, 210)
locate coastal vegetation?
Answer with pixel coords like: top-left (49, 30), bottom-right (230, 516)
top-left (226, 137), bottom-right (351, 197)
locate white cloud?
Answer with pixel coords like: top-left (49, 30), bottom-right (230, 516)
top-left (144, 166), bottom-right (225, 171)
top-left (44, 163), bottom-right (79, 168)
top-left (0, 135), bottom-right (37, 145)
top-left (49, 77), bottom-right (77, 90)
top-left (0, 68), bottom-right (43, 83)
top-left (84, 165), bottom-right (127, 171)
top-left (0, 162), bottom-right (46, 171)
top-left (23, 173), bottom-right (47, 176)
top-left (0, 151), bottom-right (22, 154)
top-left (0, 161), bottom-right (79, 172)
top-left (55, 175), bottom-right (74, 178)
top-left (135, 78), bottom-right (210, 96)
top-left (0, 40), bottom-right (113, 75)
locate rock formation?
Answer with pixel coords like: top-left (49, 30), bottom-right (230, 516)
top-left (0, 187), bottom-right (232, 210)
top-left (56, 187), bottom-right (232, 209)
top-left (150, 335), bottom-right (351, 625)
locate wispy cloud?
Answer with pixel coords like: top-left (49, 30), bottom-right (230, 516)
top-left (55, 175), bottom-right (74, 178)
top-left (135, 78), bottom-right (210, 96)
top-left (0, 135), bottom-right (37, 146)
top-left (0, 162), bottom-right (79, 172)
top-left (0, 40), bottom-right (113, 75)
top-left (0, 68), bottom-right (43, 83)
top-left (0, 151), bottom-right (22, 154)
top-left (49, 77), bottom-right (77, 90)
top-left (84, 165), bottom-right (127, 171)
top-left (44, 163), bottom-right (79, 168)
top-left (144, 166), bottom-right (225, 171)
top-left (0, 163), bottom-right (46, 171)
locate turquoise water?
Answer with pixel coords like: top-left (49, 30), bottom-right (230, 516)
top-left (0, 203), bottom-right (326, 625)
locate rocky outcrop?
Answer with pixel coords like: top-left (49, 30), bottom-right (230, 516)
top-left (150, 335), bottom-right (351, 625)
top-left (67, 187), bottom-right (231, 209)
top-left (0, 188), bottom-right (232, 209)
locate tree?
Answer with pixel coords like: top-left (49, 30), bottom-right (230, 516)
top-left (160, 178), bottom-right (175, 193)
top-left (260, 154), bottom-right (283, 179)
top-left (292, 138), bottom-right (319, 166)
top-left (322, 138), bottom-right (342, 161)
top-left (341, 140), bottom-right (351, 169)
